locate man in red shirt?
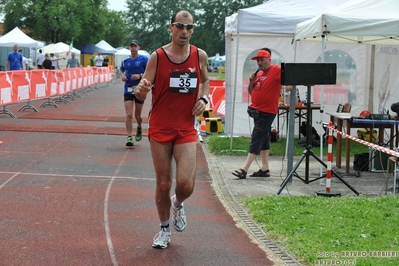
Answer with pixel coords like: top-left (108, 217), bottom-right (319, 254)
top-left (233, 49), bottom-right (290, 179)
top-left (135, 9), bottom-right (209, 249)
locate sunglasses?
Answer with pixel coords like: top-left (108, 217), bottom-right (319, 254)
top-left (172, 22), bottom-right (194, 30)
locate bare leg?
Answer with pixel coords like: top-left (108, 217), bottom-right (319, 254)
top-left (260, 149), bottom-right (270, 170)
top-left (173, 142), bottom-right (197, 203)
top-left (124, 101), bottom-right (133, 136)
top-left (134, 102), bottom-right (143, 128)
top-left (150, 139), bottom-right (173, 222)
top-left (239, 152), bottom-right (257, 173)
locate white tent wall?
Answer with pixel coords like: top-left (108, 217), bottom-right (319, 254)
top-left (225, 35), bottom-right (297, 136)
top-left (292, 0), bottom-right (399, 138)
top-left (295, 41), bottom-right (371, 119)
top-left (224, 0), bottom-right (348, 137)
top-left (225, 34), bottom-right (373, 137)
top-left (373, 46), bottom-right (399, 115)
top-left (115, 49), bottom-right (130, 69)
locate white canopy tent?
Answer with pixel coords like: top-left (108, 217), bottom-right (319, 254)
top-left (95, 40), bottom-right (117, 53)
top-left (0, 27), bottom-right (44, 48)
top-left (294, 0), bottom-right (399, 45)
top-left (40, 42), bottom-right (81, 69)
top-left (56, 42), bottom-right (81, 55)
top-left (42, 43), bottom-right (68, 54)
top-left (224, 0), bottom-right (347, 137)
top-left (294, 0), bottom-right (399, 114)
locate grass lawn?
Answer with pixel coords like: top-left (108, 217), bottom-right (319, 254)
top-left (206, 135), bottom-right (369, 157)
top-left (206, 135), bottom-right (399, 266)
top-left (245, 196), bottom-right (399, 266)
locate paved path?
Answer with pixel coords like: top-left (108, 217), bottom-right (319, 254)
top-left (0, 82), bottom-right (289, 266)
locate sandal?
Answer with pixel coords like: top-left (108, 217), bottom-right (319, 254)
top-left (249, 169), bottom-right (270, 177)
top-left (232, 168), bottom-right (247, 179)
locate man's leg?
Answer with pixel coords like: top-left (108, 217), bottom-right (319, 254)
top-left (124, 100), bottom-right (134, 135)
top-left (134, 102), bottom-right (143, 141)
top-left (150, 139), bottom-right (173, 248)
top-left (238, 153), bottom-right (257, 174)
top-left (173, 142), bottom-right (197, 202)
top-left (124, 99), bottom-right (134, 146)
top-left (150, 139), bottom-right (174, 222)
top-left (260, 149), bottom-right (270, 171)
top-left (171, 142), bottom-right (197, 232)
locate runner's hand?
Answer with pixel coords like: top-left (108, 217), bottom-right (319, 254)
top-left (135, 78), bottom-right (151, 101)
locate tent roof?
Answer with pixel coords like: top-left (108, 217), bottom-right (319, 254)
top-left (0, 27), bottom-right (44, 48)
top-left (115, 48), bottom-right (150, 57)
top-left (42, 43), bottom-right (67, 54)
top-left (115, 48), bottom-right (130, 55)
top-left (225, 0), bottom-right (347, 35)
top-left (294, 0), bottom-right (399, 45)
top-left (55, 42), bottom-right (81, 54)
top-left (95, 40), bottom-right (117, 53)
top-left (74, 43), bottom-right (114, 55)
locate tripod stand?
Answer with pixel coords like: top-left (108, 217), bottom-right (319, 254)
top-left (277, 85), bottom-right (359, 195)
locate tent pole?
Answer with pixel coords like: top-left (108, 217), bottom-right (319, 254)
top-left (285, 40), bottom-right (298, 177)
top-left (229, 33), bottom-right (240, 150)
top-left (318, 35), bottom-right (326, 183)
top-left (369, 45), bottom-right (375, 111)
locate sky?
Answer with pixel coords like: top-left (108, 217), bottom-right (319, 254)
top-left (108, 0), bottom-right (128, 12)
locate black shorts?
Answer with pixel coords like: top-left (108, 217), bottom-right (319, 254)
top-left (124, 93), bottom-right (144, 104)
top-left (249, 112), bottom-right (276, 155)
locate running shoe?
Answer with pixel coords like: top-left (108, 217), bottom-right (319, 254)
top-left (171, 195), bottom-right (187, 232)
top-left (135, 127), bottom-right (142, 141)
top-left (152, 227), bottom-right (171, 249)
top-left (126, 136), bottom-right (134, 146)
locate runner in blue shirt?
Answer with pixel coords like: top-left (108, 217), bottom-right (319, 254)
top-left (120, 39), bottom-right (148, 146)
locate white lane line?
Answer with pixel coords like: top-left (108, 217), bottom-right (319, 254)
top-left (0, 137), bottom-right (69, 190)
top-left (0, 171), bottom-right (208, 183)
top-left (0, 172), bottom-right (20, 191)
top-left (104, 149), bottom-right (130, 266)
top-left (0, 171), bottom-right (151, 180)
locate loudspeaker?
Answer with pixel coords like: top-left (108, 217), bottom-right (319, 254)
top-left (202, 109), bottom-right (213, 118)
top-left (205, 118), bottom-right (223, 133)
top-left (281, 63), bottom-right (337, 86)
top-left (369, 149), bottom-right (389, 172)
top-left (199, 109), bottom-right (213, 121)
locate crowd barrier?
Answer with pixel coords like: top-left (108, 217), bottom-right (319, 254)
top-left (1, 74), bottom-right (225, 118)
top-left (0, 67), bottom-right (114, 117)
top-left (209, 80), bottom-right (225, 116)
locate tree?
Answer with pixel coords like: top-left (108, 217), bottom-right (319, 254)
top-left (196, 0), bottom-right (264, 56)
top-left (125, 0), bottom-right (265, 55)
top-left (1, 0), bottom-right (124, 45)
top-left (125, 0), bottom-right (200, 53)
top-left (101, 10), bottom-right (129, 48)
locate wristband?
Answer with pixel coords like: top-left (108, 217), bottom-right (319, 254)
top-left (198, 97), bottom-right (208, 105)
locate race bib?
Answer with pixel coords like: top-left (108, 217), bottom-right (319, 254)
top-left (127, 86), bottom-right (135, 93)
top-left (169, 72), bottom-right (197, 94)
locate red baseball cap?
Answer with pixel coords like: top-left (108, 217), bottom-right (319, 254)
top-left (251, 50), bottom-right (271, 60)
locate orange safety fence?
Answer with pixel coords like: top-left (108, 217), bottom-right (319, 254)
top-left (0, 67), bottom-right (113, 116)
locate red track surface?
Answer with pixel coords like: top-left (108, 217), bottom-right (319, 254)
top-left (0, 82), bottom-right (276, 265)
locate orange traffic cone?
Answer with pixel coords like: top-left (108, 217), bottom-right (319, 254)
top-left (200, 117), bottom-right (206, 131)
